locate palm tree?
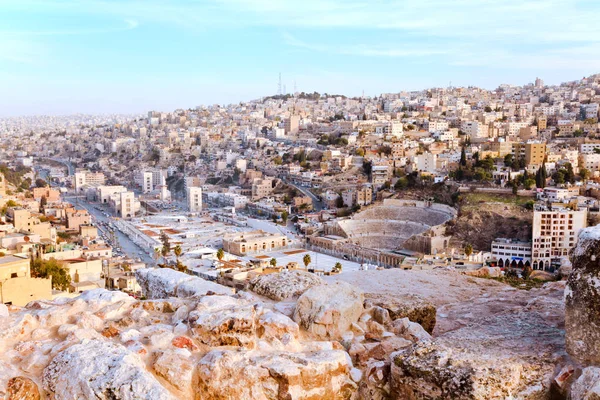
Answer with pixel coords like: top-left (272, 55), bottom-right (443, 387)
top-left (270, 258), bottom-right (277, 267)
top-left (216, 248), bottom-right (225, 261)
top-left (333, 262), bottom-right (342, 273)
top-left (174, 245), bottom-right (182, 259)
top-left (464, 243), bottom-right (473, 257)
top-left (303, 254), bottom-right (311, 269)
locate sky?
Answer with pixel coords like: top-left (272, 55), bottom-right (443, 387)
top-left (1, 0), bottom-right (600, 116)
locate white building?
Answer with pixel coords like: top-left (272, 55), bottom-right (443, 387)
top-left (490, 238), bottom-right (532, 268)
top-left (531, 207), bottom-right (587, 271)
top-left (187, 186), bottom-right (202, 212)
top-left (119, 192), bottom-right (136, 219)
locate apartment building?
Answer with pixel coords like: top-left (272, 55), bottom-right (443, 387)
top-left (512, 141), bottom-right (546, 167)
top-left (284, 115), bottom-right (300, 134)
top-left (0, 255), bottom-right (52, 306)
top-left (491, 238), bottom-right (532, 268)
top-left (66, 209), bottom-right (91, 230)
top-left (371, 164), bottom-right (391, 188)
top-left (187, 186), bottom-right (202, 212)
top-left (579, 142), bottom-right (600, 155)
top-left (32, 187), bottom-right (60, 202)
top-left (74, 170), bottom-right (105, 192)
top-left (251, 178), bottom-right (274, 200)
top-left (531, 207), bottom-right (587, 271)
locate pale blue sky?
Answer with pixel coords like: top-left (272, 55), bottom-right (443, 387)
top-left (1, 0), bottom-right (600, 116)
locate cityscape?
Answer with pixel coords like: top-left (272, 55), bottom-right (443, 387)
top-left (3, 1), bottom-right (600, 399)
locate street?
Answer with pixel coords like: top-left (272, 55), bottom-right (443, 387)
top-left (65, 196), bottom-right (154, 265)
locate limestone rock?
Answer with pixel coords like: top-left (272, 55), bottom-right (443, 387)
top-left (42, 340), bottom-right (175, 400)
top-left (358, 360), bottom-right (391, 400)
top-left (195, 349), bottom-right (356, 399)
top-left (293, 281), bottom-right (364, 340)
top-left (136, 267), bottom-right (231, 299)
top-left (571, 366), bottom-right (600, 400)
top-left (257, 310), bottom-right (300, 341)
top-left (189, 295), bottom-right (258, 348)
top-left (175, 276), bottom-right (234, 297)
top-left (6, 376), bottom-right (40, 400)
top-left (390, 338), bottom-right (554, 400)
top-left (153, 349), bottom-right (194, 392)
top-left (249, 270), bottom-right (324, 301)
top-left (0, 303), bottom-right (8, 318)
top-left (465, 266), bottom-right (502, 278)
top-left (364, 293), bottom-right (436, 333)
top-left (566, 224), bottom-right (600, 365)
top-left (136, 268), bottom-right (194, 299)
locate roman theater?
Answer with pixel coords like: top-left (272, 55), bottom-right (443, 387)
top-left (310, 199), bottom-right (457, 267)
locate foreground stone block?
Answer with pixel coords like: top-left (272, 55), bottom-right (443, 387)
top-left (566, 225), bottom-right (600, 365)
top-left (293, 281), bottom-right (364, 340)
top-left (195, 349), bottom-right (356, 399)
top-left (249, 270), bottom-right (324, 301)
top-left (364, 293), bottom-right (437, 333)
top-left (42, 340), bottom-right (175, 400)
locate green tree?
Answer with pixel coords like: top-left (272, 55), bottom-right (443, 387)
top-left (355, 148), bottom-right (365, 157)
top-left (303, 253), bottom-right (312, 268)
top-left (35, 178), bottom-right (48, 188)
top-left (333, 262), bottom-right (342, 273)
top-left (281, 211), bottom-right (288, 225)
top-left (270, 258), bottom-right (277, 267)
top-left (460, 147), bottom-right (467, 166)
top-left (504, 154), bottom-right (514, 167)
top-left (176, 260), bottom-right (187, 273)
top-left (159, 231), bottom-right (170, 257)
top-left (174, 245), bottom-right (182, 259)
top-left (216, 248), bottom-right (225, 261)
top-left (524, 179), bottom-right (536, 190)
top-left (464, 243), bottom-right (473, 257)
top-left (580, 168), bottom-right (591, 181)
top-left (31, 258), bottom-right (71, 291)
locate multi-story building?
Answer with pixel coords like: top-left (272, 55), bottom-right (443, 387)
top-left (490, 238), bottom-right (532, 268)
top-left (356, 185), bottom-right (373, 206)
top-left (251, 178), bottom-right (274, 200)
top-left (0, 255), bottom-right (52, 306)
top-left (74, 170), bottom-right (105, 192)
top-left (187, 186), bottom-right (202, 212)
top-left (66, 209), bottom-right (91, 230)
top-left (119, 192), bottom-right (135, 219)
top-left (531, 207), bottom-right (587, 271)
top-left (371, 164), bottom-right (391, 188)
top-left (284, 115), bottom-right (300, 135)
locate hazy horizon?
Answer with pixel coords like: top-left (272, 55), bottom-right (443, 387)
top-left (2, 0), bottom-right (600, 116)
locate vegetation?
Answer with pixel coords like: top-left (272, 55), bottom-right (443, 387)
top-left (303, 253), bottom-right (311, 268)
top-left (333, 262), bottom-right (342, 273)
top-left (159, 231), bottom-right (170, 257)
top-left (31, 258), bottom-right (71, 291)
top-left (216, 248), bottom-right (225, 261)
top-left (270, 258), bottom-right (277, 267)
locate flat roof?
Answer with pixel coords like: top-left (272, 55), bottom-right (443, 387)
top-left (0, 255), bottom-right (29, 265)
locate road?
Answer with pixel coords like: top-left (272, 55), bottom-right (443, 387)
top-left (283, 179), bottom-right (324, 211)
top-left (66, 196), bottom-right (154, 265)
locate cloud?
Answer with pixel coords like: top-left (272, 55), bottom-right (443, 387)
top-left (1, 19), bottom-right (139, 36)
top-left (283, 33), bottom-right (448, 58)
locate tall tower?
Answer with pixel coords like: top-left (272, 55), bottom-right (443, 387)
top-left (278, 73), bottom-right (282, 95)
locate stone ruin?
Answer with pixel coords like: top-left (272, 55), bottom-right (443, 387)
top-left (3, 222), bottom-right (600, 398)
